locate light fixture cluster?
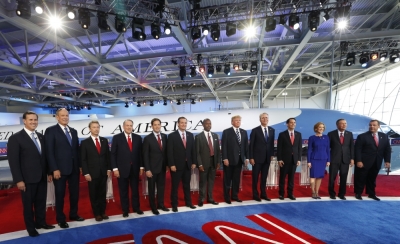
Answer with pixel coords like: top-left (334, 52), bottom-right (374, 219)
top-left (124, 96), bottom-right (202, 107)
top-left (184, 61), bottom-right (258, 78)
top-left (345, 50), bottom-right (399, 67)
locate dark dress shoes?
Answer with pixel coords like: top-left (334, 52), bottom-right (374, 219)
top-left (70, 216), bottom-right (84, 221)
top-left (330, 195), bottom-right (337, 200)
top-left (35, 224), bottom-right (55, 229)
top-left (101, 214), bottom-right (109, 220)
top-left (339, 196), bottom-right (346, 200)
top-left (355, 194), bottom-right (363, 200)
top-left (232, 198), bottom-right (242, 202)
top-left (135, 209), bottom-right (144, 215)
top-left (225, 200), bottom-right (231, 204)
top-left (288, 195), bottom-right (296, 200)
top-left (262, 196), bottom-right (271, 201)
top-left (152, 209), bottom-right (160, 215)
top-left (172, 207), bottom-right (178, 212)
top-left (158, 206), bottom-right (170, 212)
top-left (368, 195), bottom-right (380, 201)
top-left (95, 215), bottom-right (103, 222)
top-left (122, 212), bottom-right (129, 218)
top-left (198, 202), bottom-right (204, 207)
top-left (186, 204), bottom-right (196, 209)
top-left (28, 230), bottom-right (39, 237)
top-left (253, 197), bottom-right (261, 202)
top-left (207, 200), bottom-right (219, 205)
top-left (279, 196), bottom-right (284, 200)
top-left (58, 222), bottom-right (69, 229)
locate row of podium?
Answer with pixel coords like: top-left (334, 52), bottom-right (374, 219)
top-left (46, 157), bottom-right (355, 209)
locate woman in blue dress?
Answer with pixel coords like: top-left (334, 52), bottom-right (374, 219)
top-left (307, 122), bottom-right (330, 199)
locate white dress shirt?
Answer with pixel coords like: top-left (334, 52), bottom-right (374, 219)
top-left (24, 127), bottom-right (41, 151)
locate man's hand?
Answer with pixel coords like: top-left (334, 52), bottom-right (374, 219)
top-left (350, 159), bottom-right (354, 167)
top-left (307, 162), bottom-right (312, 168)
top-left (140, 168), bottom-right (144, 176)
top-left (250, 159), bottom-right (255, 166)
top-left (53, 170), bottom-right (61, 180)
top-left (114, 170), bottom-right (120, 178)
top-left (326, 162), bottom-right (330, 167)
top-left (191, 164), bottom-right (196, 169)
top-left (223, 159), bottom-right (229, 166)
top-left (80, 167), bottom-right (82, 175)
top-left (278, 160), bottom-right (284, 167)
top-left (216, 163), bottom-right (220, 170)
top-left (48, 175), bottom-right (53, 182)
top-left (166, 166), bottom-right (170, 172)
top-left (385, 162), bottom-right (390, 168)
top-left (296, 161), bottom-right (300, 166)
top-left (17, 181), bottom-right (26, 192)
top-left (170, 166), bottom-right (177, 172)
top-left (107, 171), bottom-right (112, 178)
top-left (199, 165), bottom-right (204, 172)
top-left (85, 175), bottom-right (92, 182)
top-left (146, 170), bottom-right (153, 178)
top-left (356, 162), bottom-right (363, 168)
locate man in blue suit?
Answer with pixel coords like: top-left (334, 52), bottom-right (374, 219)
top-left (45, 108), bottom-right (84, 228)
top-left (111, 119), bottom-right (144, 217)
top-left (8, 111), bottom-right (54, 237)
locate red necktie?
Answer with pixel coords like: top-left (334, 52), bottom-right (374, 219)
top-left (208, 133), bottom-right (214, 156)
top-left (128, 135), bottom-right (132, 151)
top-left (290, 132), bottom-right (294, 145)
top-left (157, 134), bottom-right (162, 150)
top-left (182, 133), bottom-right (186, 148)
top-left (340, 133), bottom-right (344, 145)
top-left (95, 138), bottom-right (101, 154)
top-left (373, 133), bottom-right (379, 147)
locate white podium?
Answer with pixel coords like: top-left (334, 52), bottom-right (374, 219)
top-left (266, 157), bottom-right (279, 189)
top-left (299, 157), bottom-right (310, 187)
top-left (337, 165), bottom-right (354, 187)
top-left (106, 177), bottom-right (115, 202)
top-left (190, 168), bottom-right (200, 193)
top-left (46, 181), bottom-right (55, 210)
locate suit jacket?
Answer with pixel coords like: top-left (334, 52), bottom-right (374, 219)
top-left (277, 130), bottom-right (302, 164)
top-left (328, 130), bottom-right (354, 165)
top-left (45, 124), bottom-right (80, 175)
top-left (7, 129), bottom-right (47, 184)
top-left (355, 131), bottom-right (391, 169)
top-left (80, 136), bottom-right (111, 179)
top-left (249, 126), bottom-right (275, 164)
top-left (221, 127), bottom-right (249, 165)
top-left (167, 130), bottom-right (196, 170)
top-left (143, 132), bottom-right (168, 174)
top-left (111, 132), bottom-right (143, 179)
top-left (195, 131), bottom-right (221, 169)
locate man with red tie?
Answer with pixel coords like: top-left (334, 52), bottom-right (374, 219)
top-left (354, 120), bottom-right (391, 201)
top-left (111, 119), bottom-right (144, 217)
top-left (81, 121), bottom-right (112, 221)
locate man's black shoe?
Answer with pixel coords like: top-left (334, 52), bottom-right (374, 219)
top-left (368, 195), bottom-right (380, 201)
top-left (152, 209), bottom-right (160, 215)
top-left (355, 194), bottom-right (363, 200)
top-left (172, 207), bottom-right (178, 212)
top-left (198, 202), bottom-right (203, 207)
top-left (58, 222), bottom-right (69, 228)
top-left (288, 195), bottom-right (296, 200)
top-left (279, 196), bottom-right (284, 200)
top-left (330, 195), bottom-right (336, 200)
top-left (28, 230), bottom-right (39, 237)
top-left (69, 216), bottom-right (84, 221)
top-left (35, 224), bottom-right (55, 229)
top-left (186, 204), bottom-right (196, 209)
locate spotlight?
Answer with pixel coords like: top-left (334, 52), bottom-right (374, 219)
top-left (97, 11), bottom-right (110, 31)
top-left (190, 66), bottom-right (197, 77)
top-left (308, 11), bottom-right (320, 32)
top-left (163, 99), bottom-right (167, 106)
top-left (66, 6), bottom-right (76, 20)
top-left (16, 1), bottom-right (31, 19)
top-left (244, 24), bottom-right (257, 38)
top-left (389, 50), bottom-right (400, 63)
top-left (143, 101), bottom-right (146, 105)
top-left (370, 52), bottom-right (378, 61)
top-left (132, 18), bottom-right (146, 41)
top-left (177, 99), bottom-right (181, 105)
top-left (226, 23), bottom-right (237, 37)
top-left (335, 6), bottom-right (350, 30)
top-left (265, 17), bottom-right (276, 32)
top-left (183, 99), bottom-right (186, 103)
top-left (150, 100), bottom-right (154, 106)
top-left (180, 66), bottom-right (186, 80)
top-left (359, 52), bottom-right (369, 67)
top-left (216, 64), bottom-right (222, 72)
top-left (242, 63), bottom-right (248, 71)
top-left (199, 98), bottom-right (202, 102)
top-left (380, 51), bottom-right (388, 61)
top-left (279, 15), bottom-right (285, 25)
top-left (211, 24), bottom-right (220, 41)
top-left (336, 19), bottom-right (348, 30)
top-left (224, 64), bottom-right (231, 75)
top-left (233, 63), bottom-right (239, 71)
top-left (202, 26), bottom-right (209, 35)
top-left (345, 52), bottom-right (355, 66)
top-left (207, 65), bottom-right (214, 77)
top-left (191, 26), bottom-right (201, 40)
top-left (191, 99), bottom-right (196, 104)
top-left (35, 1), bottom-right (44, 15)
top-left (151, 22), bottom-right (161, 39)
top-left (164, 22), bottom-right (171, 35)
top-left (199, 65), bottom-right (205, 73)
top-left (137, 101), bottom-right (141, 107)
top-left (79, 8), bottom-right (91, 29)
top-left (171, 59), bottom-right (178, 65)
top-left (125, 102), bottom-right (129, 108)
top-left (289, 14), bottom-right (300, 30)
top-left (115, 14), bottom-right (126, 33)
top-left (250, 61), bottom-right (257, 73)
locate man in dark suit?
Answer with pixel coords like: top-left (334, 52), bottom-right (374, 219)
top-left (167, 117), bottom-right (197, 212)
top-left (277, 118), bottom-right (302, 200)
top-left (249, 113), bottom-right (275, 201)
top-left (45, 108), bottom-right (84, 228)
top-left (354, 120), bottom-right (391, 201)
top-left (327, 119), bottom-right (354, 200)
top-left (143, 118), bottom-right (170, 215)
top-left (81, 120), bottom-right (111, 221)
top-left (221, 115), bottom-right (249, 204)
top-left (195, 118), bottom-right (221, 207)
top-left (111, 119), bottom-right (144, 217)
top-left (7, 111), bottom-right (54, 237)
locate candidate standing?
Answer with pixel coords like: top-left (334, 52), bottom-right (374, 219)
top-left (143, 118), bottom-right (170, 215)
top-left (249, 113), bottom-right (275, 201)
top-left (167, 117), bottom-right (197, 212)
top-left (221, 115), bottom-right (249, 204)
top-left (277, 118), bottom-right (302, 200)
top-left (80, 121), bottom-right (112, 221)
top-left (45, 108), bottom-right (84, 228)
top-left (327, 119), bottom-right (354, 200)
top-left (195, 118), bottom-right (221, 206)
top-left (7, 111), bottom-right (54, 237)
top-left (354, 120), bottom-right (391, 201)
top-left (111, 119), bottom-right (144, 217)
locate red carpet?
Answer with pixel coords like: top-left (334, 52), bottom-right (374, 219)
top-left (0, 172), bottom-right (399, 234)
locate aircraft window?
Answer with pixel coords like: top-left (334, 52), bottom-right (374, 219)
top-left (380, 125), bottom-right (390, 133)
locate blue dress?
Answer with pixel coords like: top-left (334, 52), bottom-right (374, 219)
top-left (307, 135), bottom-right (330, 178)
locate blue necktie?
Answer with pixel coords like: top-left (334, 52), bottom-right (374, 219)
top-left (64, 127), bottom-right (72, 145)
top-left (31, 132), bottom-right (41, 153)
top-left (264, 127), bottom-right (268, 142)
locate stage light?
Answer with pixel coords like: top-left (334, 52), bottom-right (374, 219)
top-left (177, 99), bottom-right (181, 105)
top-left (199, 98), bottom-right (202, 102)
top-left (191, 99), bottom-right (196, 105)
top-left (115, 14), bottom-right (126, 33)
top-left (132, 18), bottom-right (146, 41)
top-left (359, 52), bottom-right (369, 67)
top-left (323, 10), bottom-right (330, 21)
top-left (95, 0), bottom-right (101, 5)
top-left (308, 11), bottom-right (320, 32)
top-left (250, 61), bottom-right (257, 73)
top-left (345, 52), bottom-right (355, 66)
top-left (49, 15), bottom-right (62, 29)
top-left (137, 101), bottom-right (141, 107)
top-left (380, 51), bottom-right (388, 61)
top-left (202, 26), bottom-right (209, 35)
top-left (265, 17), bottom-right (276, 32)
top-left (66, 6), bottom-right (76, 20)
top-left (336, 19), bottom-right (348, 30)
top-left (35, 1), bottom-right (44, 15)
top-left (279, 15), bottom-right (285, 25)
top-left (289, 14), bottom-right (300, 30)
top-left (179, 66), bottom-right (186, 80)
top-left (143, 101), bottom-right (146, 105)
top-left (97, 11), bottom-right (110, 31)
top-left (199, 65), bottom-right (205, 73)
top-left (164, 22), bottom-right (171, 35)
top-left (190, 66), bottom-right (197, 77)
top-left (226, 23), bottom-right (236, 37)
top-left (242, 63), bottom-right (248, 71)
top-left (16, 1), bottom-right (31, 19)
top-left (370, 52), bottom-right (378, 61)
top-left (151, 22), bottom-right (161, 39)
top-left (171, 59), bottom-right (178, 65)
top-left (244, 24), bottom-right (256, 38)
top-left (191, 26), bottom-right (201, 39)
top-left (216, 64), bottom-right (222, 72)
top-left (233, 63), bottom-right (239, 71)
top-left (207, 65), bottom-right (214, 77)
top-left (389, 50), bottom-right (400, 63)
top-left (211, 24), bottom-right (220, 41)
top-left (150, 100), bottom-right (154, 106)
top-left (335, 6), bottom-right (350, 30)
top-left (79, 8), bottom-right (91, 29)
top-left (224, 64), bottom-right (231, 75)
top-left (183, 99), bottom-right (186, 103)
top-left (163, 99), bottom-right (167, 106)
top-left (125, 102), bottom-right (129, 108)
